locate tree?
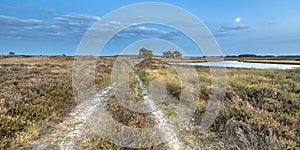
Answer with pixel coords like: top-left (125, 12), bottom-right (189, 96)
top-left (162, 50), bottom-right (174, 58)
top-left (8, 52), bottom-right (15, 56)
top-left (139, 48), bottom-right (153, 59)
top-left (138, 48), bottom-right (153, 76)
top-left (173, 51), bottom-right (182, 59)
top-left (162, 50), bottom-right (182, 59)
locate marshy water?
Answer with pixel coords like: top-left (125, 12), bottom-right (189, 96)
top-left (169, 61), bottom-right (300, 69)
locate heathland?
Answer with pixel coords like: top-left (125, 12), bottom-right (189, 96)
top-left (0, 56), bottom-right (299, 149)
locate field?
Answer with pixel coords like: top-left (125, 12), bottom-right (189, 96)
top-left (0, 56), bottom-right (299, 149)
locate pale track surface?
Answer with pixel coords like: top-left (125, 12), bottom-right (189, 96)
top-left (136, 75), bottom-right (190, 150)
top-left (25, 85), bottom-right (113, 150)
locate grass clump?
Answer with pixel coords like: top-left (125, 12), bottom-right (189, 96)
top-left (129, 72), bottom-right (144, 101)
top-left (196, 101), bottom-right (207, 114)
top-left (166, 108), bottom-right (177, 117)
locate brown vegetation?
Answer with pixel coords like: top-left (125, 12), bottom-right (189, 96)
top-left (0, 56), bottom-right (115, 148)
top-left (1, 56), bottom-right (299, 149)
top-left (141, 59), bottom-right (299, 149)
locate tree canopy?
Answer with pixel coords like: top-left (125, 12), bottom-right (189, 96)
top-left (162, 50), bottom-right (182, 59)
top-left (139, 47), bottom-right (153, 59)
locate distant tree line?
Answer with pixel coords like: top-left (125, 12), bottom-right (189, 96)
top-left (138, 48), bottom-right (183, 59)
top-left (162, 50), bottom-right (182, 59)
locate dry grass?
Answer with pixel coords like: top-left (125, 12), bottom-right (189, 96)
top-left (140, 59), bottom-right (299, 149)
top-left (1, 56), bottom-right (299, 149)
top-left (0, 56), bottom-right (115, 149)
top-left (160, 58), bottom-right (206, 63)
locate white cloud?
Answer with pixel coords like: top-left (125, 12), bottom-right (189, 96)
top-left (221, 24), bottom-right (249, 30)
top-left (131, 15), bottom-right (145, 21)
top-left (168, 19), bottom-right (201, 27)
top-left (39, 7), bottom-right (55, 16)
top-left (0, 13), bottom-right (101, 41)
top-left (61, 13), bottom-right (101, 21)
top-left (0, 15), bottom-right (44, 26)
top-left (0, 13), bottom-right (185, 43)
top-left (109, 21), bottom-right (121, 26)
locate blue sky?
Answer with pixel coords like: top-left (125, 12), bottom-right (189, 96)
top-left (0, 0), bottom-right (299, 56)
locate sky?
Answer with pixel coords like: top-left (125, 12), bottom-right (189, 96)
top-left (0, 0), bottom-right (299, 56)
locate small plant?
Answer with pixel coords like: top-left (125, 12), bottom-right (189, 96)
top-left (109, 93), bottom-right (116, 99)
top-left (166, 81), bottom-right (181, 99)
top-left (136, 70), bottom-right (150, 85)
top-left (137, 90), bottom-right (144, 101)
top-left (196, 101), bottom-right (207, 114)
top-left (166, 108), bottom-right (177, 117)
top-left (83, 136), bottom-right (113, 149)
top-left (202, 132), bottom-right (217, 141)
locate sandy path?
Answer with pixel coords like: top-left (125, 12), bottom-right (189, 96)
top-left (26, 85), bottom-right (113, 150)
top-left (26, 72), bottom-right (189, 150)
top-left (136, 75), bottom-right (190, 150)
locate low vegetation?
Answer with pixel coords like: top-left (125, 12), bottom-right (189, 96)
top-left (140, 59), bottom-right (299, 149)
top-left (1, 56), bottom-right (299, 149)
top-left (0, 56), bottom-right (115, 149)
